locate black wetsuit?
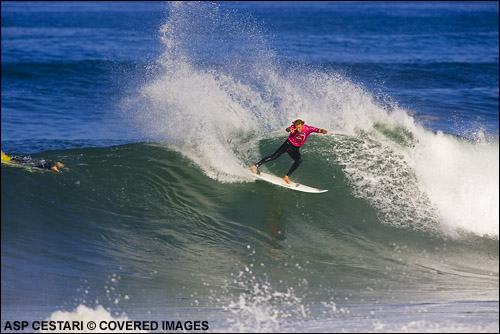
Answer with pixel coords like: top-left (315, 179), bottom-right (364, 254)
top-left (11, 157), bottom-right (57, 170)
top-left (255, 140), bottom-right (302, 176)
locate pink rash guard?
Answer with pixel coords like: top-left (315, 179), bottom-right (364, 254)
top-left (287, 124), bottom-right (319, 147)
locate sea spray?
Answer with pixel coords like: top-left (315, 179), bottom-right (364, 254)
top-left (203, 256), bottom-right (349, 333)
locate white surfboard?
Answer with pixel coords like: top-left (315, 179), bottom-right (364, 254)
top-left (253, 171), bottom-right (328, 193)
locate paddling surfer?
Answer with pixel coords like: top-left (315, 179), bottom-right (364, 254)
top-left (1, 150), bottom-right (64, 173)
top-left (250, 119), bottom-right (327, 184)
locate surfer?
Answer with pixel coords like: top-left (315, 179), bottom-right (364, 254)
top-left (250, 119), bottom-right (327, 184)
top-left (1, 150), bottom-right (64, 173)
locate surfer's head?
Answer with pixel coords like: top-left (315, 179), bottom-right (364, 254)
top-left (293, 119), bottom-right (305, 132)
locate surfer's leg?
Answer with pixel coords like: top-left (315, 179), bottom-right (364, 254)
top-left (254, 141), bottom-right (289, 169)
top-left (285, 148), bottom-right (302, 177)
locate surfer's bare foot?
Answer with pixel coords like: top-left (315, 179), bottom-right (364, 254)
top-left (283, 175), bottom-right (291, 184)
top-left (250, 165), bottom-right (258, 174)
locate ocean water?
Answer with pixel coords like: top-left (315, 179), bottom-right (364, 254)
top-left (1, 1), bottom-right (498, 332)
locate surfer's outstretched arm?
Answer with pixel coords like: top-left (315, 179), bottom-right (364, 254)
top-left (287, 126), bottom-right (327, 134)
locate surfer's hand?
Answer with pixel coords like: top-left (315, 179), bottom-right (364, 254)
top-left (320, 129), bottom-right (327, 134)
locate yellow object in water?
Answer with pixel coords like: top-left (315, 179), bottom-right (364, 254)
top-left (1, 150), bottom-right (12, 162)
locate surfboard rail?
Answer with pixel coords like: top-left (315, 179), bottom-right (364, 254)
top-left (253, 171), bottom-right (328, 193)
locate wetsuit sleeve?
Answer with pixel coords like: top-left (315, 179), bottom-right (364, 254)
top-left (307, 126), bottom-right (319, 133)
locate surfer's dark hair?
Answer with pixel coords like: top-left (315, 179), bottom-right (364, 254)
top-left (293, 119), bottom-right (304, 126)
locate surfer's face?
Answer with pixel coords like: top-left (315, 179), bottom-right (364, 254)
top-left (295, 124), bottom-right (304, 132)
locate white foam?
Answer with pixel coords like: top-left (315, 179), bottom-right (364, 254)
top-left (41, 304), bottom-right (136, 333)
top-left (410, 130), bottom-right (499, 236)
